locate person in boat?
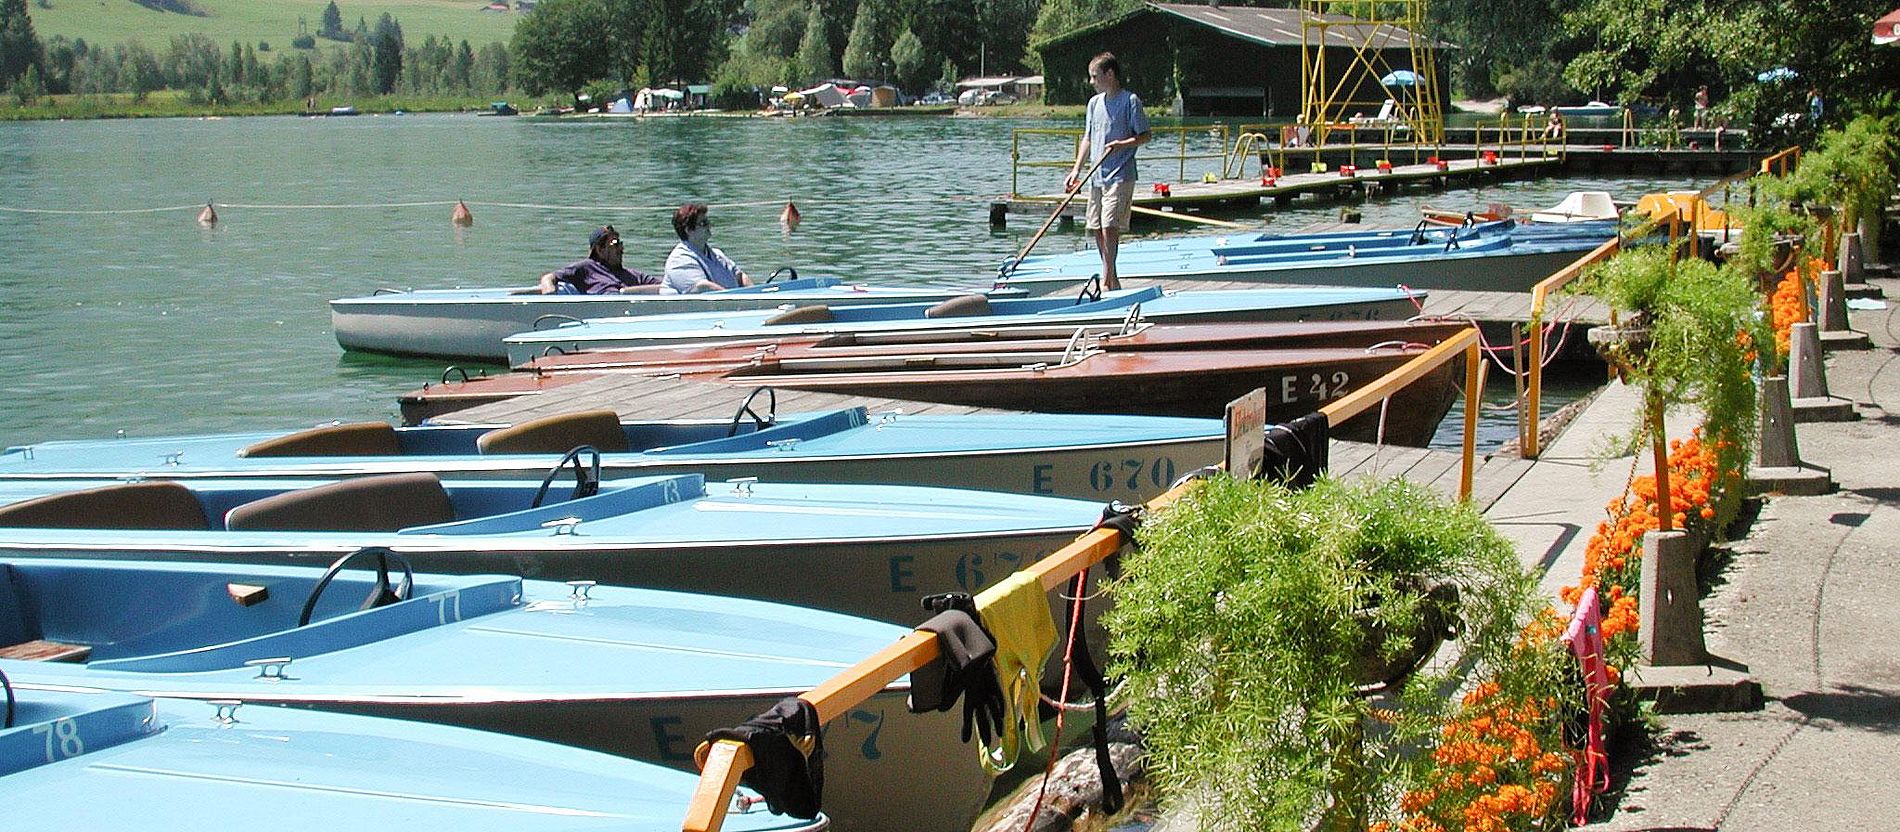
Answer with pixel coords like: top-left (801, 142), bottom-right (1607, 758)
top-left (663, 202), bottom-right (752, 293)
top-left (1064, 51), bottom-right (1151, 292)
top-left (537, 225), bottom-right (664, 294)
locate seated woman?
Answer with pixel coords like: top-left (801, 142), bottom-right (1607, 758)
top-left (662, 203), bottom-right (752, 294)
top-left (538, 225), bottom-right (665, 294)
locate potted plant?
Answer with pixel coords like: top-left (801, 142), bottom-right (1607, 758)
top-left (1106, 475), bottom-right (1543, 831)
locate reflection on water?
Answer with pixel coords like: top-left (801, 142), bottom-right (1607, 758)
top-left (0, 114), bottom-right (1663, 446)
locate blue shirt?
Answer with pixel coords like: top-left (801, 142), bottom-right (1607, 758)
top-left (1085, 89), bottom-right (1150, 186)
top-left (664, 241), bottom-right (745, 293)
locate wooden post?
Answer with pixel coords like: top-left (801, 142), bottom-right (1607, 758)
top-left (1649, 390), bottom-right (1674, 533)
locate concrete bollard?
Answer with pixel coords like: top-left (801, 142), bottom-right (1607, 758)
top-left (1747, 375), bottom-right (1834, 495)
top-left (1639, 529), bottom-right (1707, 667)
top-left (1838, 231), bottom-right (1864, 282)
top-left (1789, 323), bottom-right (1858, 421)
top-left (1817, 269), bottom-right (1873, 350)
top-left (1819, 269), bottom-right (1849, 331)
top-left (1790, 322), bottom-right (1828, 399)
top-left (1756, 375), bottom-right (1799, 468)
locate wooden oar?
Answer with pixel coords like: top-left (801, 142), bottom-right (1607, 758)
top-left (999, 154), bottom-right (1109, 277)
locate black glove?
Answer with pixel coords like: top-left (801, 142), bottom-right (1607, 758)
top-left (703, 696), bottom-right (824, 819)
top-left (912, 593), bottom-right (1008, 746)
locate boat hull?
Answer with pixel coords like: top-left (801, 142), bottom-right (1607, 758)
top-left (0, 530), bottom-right (1087, 626)
top-left (332, 282), bottom-right (987, 362)
top-left (715, 349), bottom-right (1461, 446)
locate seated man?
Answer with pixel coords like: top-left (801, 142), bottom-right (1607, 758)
top-left (537, 225), bottom-right (664, 294)
top-left (663, 203), bottom-right (751, 294)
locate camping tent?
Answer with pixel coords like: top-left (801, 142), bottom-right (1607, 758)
top-left (797, 82), bottom-right (847, 108)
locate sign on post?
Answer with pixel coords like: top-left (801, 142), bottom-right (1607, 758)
top-left (1225, 388), bottom-right (1267, 479)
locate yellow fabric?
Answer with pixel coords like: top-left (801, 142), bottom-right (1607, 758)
top-left (973, 571), bottom-right (1057, 774)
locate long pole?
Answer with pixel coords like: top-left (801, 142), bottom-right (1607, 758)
top-left (999, 153), bottom-right (1109, 277)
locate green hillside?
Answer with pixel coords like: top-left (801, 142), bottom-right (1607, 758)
top-left (32, 0), bottom-right (517, 49)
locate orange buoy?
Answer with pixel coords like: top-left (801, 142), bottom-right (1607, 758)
top-left (197, 202), bottom-right (218, 227)
top-left (779, 200), bottom-right (801, 231)
top-left (451, 200), bottom-right (474, 227)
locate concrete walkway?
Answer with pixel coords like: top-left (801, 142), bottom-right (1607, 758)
top-left (1561, 273), bottom-right (1900, 831)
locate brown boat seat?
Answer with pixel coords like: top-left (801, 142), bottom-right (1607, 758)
top-left (924, 294), bottom-right (991, 318)
top-left (224, 472), bottom-right (456, 532)
top-left (0, 481), bottom-right (210, 530)
top-left (764, 305), bottom-right (834, 325)
top-left (0, 640), bottom-right (91, 662)
top-left (476, 409), bottom-right (631, 455)
top-left (237, 421), bottom-right (401, 458)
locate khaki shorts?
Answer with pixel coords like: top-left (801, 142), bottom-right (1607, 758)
top-left (1086, 179), bottom-right (1137, 232)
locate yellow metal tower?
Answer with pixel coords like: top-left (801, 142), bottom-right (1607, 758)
top-left (1299, 0), bottom-right (1443, 149)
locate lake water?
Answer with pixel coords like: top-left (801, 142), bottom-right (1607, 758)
top-left (0, 114), bottom-right (1696, 447)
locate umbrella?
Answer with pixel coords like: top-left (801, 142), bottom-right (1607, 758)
top-left (651, 88), bottom-right (685, 100)
top-left (1379, 70), bottom-right (1420, 87)
top-left (1876, 7), bottom-right (1900, 44)
top-left (1755, 67), bottom-right (1798, 83)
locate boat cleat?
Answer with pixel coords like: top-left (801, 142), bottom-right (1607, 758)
top-left (245, 657), bottom-right (294, 682)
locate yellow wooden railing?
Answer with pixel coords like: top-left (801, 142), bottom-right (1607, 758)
top-left (680, 327), bottom-right (1487, 832)
top-left (1238, 122), bottom-right (1442, 177)
top-left (1517, 145), bottom-right (1804, 457)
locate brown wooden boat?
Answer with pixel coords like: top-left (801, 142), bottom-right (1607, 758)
top-left (402, 342), bottom-right (1464, 445)
top-left (516, 319), bottom-right (1469, 375)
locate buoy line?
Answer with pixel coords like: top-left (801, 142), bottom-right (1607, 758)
top-left (0, 193), bottom-right (986, 216)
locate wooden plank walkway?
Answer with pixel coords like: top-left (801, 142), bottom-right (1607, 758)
top-left (1328, 440), bottom-right (1535, 514)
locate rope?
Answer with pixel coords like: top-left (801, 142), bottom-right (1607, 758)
top-left (0, 194), bottom-right (985, 216)
top-left (1019, 569), bottom-right (1093, 832)
top-left (0, 204), bottom-right (206, 215)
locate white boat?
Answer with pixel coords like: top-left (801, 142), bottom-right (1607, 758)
top-left (332, 275), bottom-right (1013, 362)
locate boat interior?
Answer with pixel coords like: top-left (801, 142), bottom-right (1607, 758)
top-left (217, 407), bottom-right (872, 459)
top-left (753, 286), bottom-right (1161, 327)
top-left (0, 472), bottom-right (708, 535)
top-left (0, 559), bottom-right (520, 671)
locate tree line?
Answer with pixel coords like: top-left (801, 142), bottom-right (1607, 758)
top-left (5, 0), bottom-right (1895, 124)
top-left (0, 0), bottom-right (509, 105)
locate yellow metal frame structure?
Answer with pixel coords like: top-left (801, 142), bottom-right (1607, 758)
top-left (1299, 0), bottom-right (1444, 149)
top-left (680, 327), bottom-right (1488, 832)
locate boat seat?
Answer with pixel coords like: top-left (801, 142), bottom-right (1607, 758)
top-left (0, 481), bottom-right (211, 530)
top-left (924, 294), bottom-right (991, 318)
top-left (476, 409), bottom-right (631, 454)
top-left (764, 305), bottom-right (834, 325)
top-left (0, 639), bottom-right (91, 662)
top-left (237, 421), bottom-right (401, 457)
top-left (224, 472), bottom-right (456, 532)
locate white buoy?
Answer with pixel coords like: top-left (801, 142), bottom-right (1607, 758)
top-left (197, 202), bottom-right (218, 227)
top-left (452, 200), bottom-right (474, 227)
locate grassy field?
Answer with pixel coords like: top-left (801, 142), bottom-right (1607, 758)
top-left (32, 0), bottom-right (517, 49)
top-left (0, 89), bottom-right (538, 119)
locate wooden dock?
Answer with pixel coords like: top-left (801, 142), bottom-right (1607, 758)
top-left (991, 143), bottom-right (1759, 226)
top-left (990, 155), bottom-right (1560, 225)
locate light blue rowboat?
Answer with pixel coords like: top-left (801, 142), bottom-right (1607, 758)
top-left (0, 556), bottom-right (978, 831)
top-left (499, 285), bottom-right (1423, 366)
top-left (0, 406), bottom-right (1221, 503)
top-left (0, 473), bottom-right (1099, 626)
top-left (995, 219), bottom-right (1617, 294)
top-left (1, 684), bottom-right (828, 831)
top-left (333, 274), bottom-right (1023, 362)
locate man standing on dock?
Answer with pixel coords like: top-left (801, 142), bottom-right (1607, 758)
top-left (1066, 52), bottom-right (1151, 292)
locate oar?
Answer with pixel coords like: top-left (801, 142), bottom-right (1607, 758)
top-left (999, 154), bottom-right (1109, 278)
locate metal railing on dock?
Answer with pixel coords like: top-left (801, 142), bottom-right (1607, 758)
top-left (1516, 145), bottom-right (1803, 458)
top-left (1009, 125), bottom-right (1232, 198)
top-left (679, 326), bottom-right (1487, 832)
